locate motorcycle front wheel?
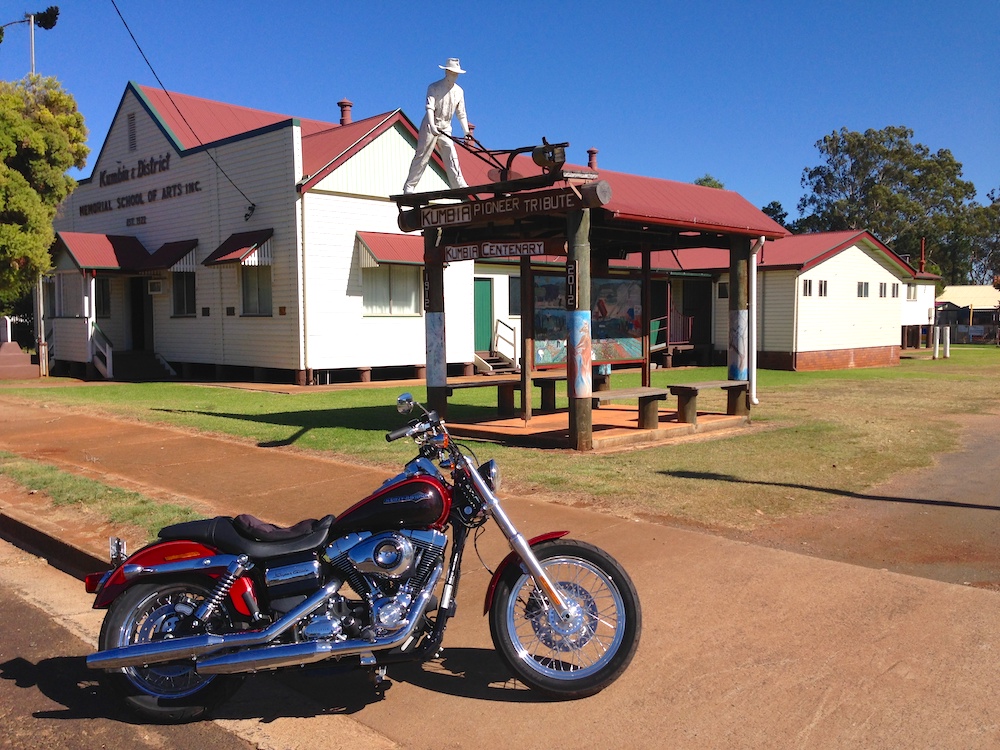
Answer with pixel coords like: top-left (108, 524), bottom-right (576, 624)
top-left (97, 577), bottom-right (245, 723)
top-left (489, 539), bottom-right (641, 699)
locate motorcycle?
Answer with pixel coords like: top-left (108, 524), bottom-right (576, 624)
top-left (84, 393), bottom-right (641, 723)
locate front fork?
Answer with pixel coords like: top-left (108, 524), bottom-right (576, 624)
top-left (461, 457), bottom-right (574, 621)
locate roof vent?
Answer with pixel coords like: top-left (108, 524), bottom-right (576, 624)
top-left (587, 147), bottom-right (598, 170)
top-left (338, 99), bottom-right (353, 125)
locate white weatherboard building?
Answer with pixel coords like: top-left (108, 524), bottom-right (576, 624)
top-left (49, 84), bottom-right (913, 382)
top-left (666, 231), bottom-right (937, 370)
top-left (48, 83), bottom-right (472, 383)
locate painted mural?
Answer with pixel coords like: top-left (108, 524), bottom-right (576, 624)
top-left (533, 276), bottom-right (644, 366)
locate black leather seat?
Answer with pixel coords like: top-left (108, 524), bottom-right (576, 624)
top-left (158, 514), bottom-right (335, 558)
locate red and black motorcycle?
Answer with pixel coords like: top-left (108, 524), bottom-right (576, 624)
top-left (85, 393), bottom-right (641, 722)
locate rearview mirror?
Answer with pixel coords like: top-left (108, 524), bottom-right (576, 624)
top-left (396, 393), bottom-right (415, 414)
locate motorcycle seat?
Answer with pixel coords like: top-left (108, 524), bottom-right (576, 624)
top-left (158, 514), bottom-right (335, 558)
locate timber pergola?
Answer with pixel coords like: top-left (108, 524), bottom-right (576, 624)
top-left (392, 157), bottom-right (787, 451)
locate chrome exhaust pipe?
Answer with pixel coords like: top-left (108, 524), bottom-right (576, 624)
top-left (87, 580), bottom-right (343, 671)
top-left (196, 565), bottom-right (442, 675)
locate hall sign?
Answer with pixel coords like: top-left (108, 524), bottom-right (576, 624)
top-left (419, 187), bottom-right (585, 229)
top-left (444, 238), bottom-right (566, 262)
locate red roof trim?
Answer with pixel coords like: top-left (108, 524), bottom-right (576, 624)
top-left (203, 229), bottom-right (274, 266)
top-left (298, 110), bottom-right (416, 193)
top-left (146, 239), bottom-right (199, 270)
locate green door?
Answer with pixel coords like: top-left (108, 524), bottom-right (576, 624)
top-left (474, 278), bottom-right (493, 352)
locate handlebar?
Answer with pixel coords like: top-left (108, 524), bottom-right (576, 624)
top-left (385, 423), bottom-right (415, 442)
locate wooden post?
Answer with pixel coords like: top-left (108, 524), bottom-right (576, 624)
top-left (642, 245), bottom-right (651, 387)
top-left (520, 255), bottom-right (533, 422)
top-left (423, 231), bottom-right (448, 416)
top-left (728, 236), bottom-right (750, 381)
top-left (567, 209), bottom-right (593, 451)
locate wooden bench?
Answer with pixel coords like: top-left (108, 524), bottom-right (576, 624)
top-left (447, 372), bottom-right (567, 417)
top-left (591, 387), bottom-right (671, 429)
top-left (667, 380), bottom-right (749, 425)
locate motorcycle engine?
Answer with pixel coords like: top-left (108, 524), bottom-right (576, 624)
top-left (308, 529), bottom-right (447, 638)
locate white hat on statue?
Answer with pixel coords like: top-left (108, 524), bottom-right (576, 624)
top-left (439, 58), bottom-right (466, 74)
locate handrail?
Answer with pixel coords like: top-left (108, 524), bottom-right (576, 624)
top-left (493, 319), bottom-right (516, 358)
top-left (91, 322), bottom-right (114, 379)
top-left (650, 311), bottom-right (695, 352)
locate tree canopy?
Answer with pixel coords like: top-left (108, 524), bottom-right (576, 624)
top-left (794, 125), bottom-right (979, 283)
top-left (0, 74), bottom-right (87, 312)
top-left (694, 174), bottom-right (725, 189)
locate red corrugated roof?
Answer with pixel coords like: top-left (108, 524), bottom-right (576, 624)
top-left (618, 231), bottom-right (924, 278)
top-left (55, 232), bottom-right (150, 271)
top-left (299, 111), bottom-right (411, 190)
top-left (136, 84), bottom-right (333, 151)
top-left (203, 229), bottom-right (274, 266)
top-left (454, 150), bottom-right (787, 239)
top-left (356, 231), bottom-right (424, 264)
top-left (131, 83), bottom-right (785, 240)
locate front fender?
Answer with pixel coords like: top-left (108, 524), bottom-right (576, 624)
top-left (91, 539), bottom-right (256, 617)
top-left (483, 531), bottom-right (569, 615)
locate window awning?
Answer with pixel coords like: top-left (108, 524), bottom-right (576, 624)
top-left (54, 232), bottom-right (150, 271)
top-left (203, 229), bottom-right (274, 266)
top-left (146, 239), bottom-right (199, 271)
top-left (356, 231), bottom-right (424, 269)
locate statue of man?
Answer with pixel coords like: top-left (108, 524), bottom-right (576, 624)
top-left (402, 58), bottom-right (473, 194)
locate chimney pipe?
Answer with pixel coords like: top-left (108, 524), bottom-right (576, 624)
top-left (920, 237), bottom-right (926, 273)
top-left (587, 148), bottom-right (598, 170)
top-left (338, 99), bottom-right (353, 125)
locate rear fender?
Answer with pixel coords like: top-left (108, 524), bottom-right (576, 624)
top-left (483, 531), bottom-right (569, 615)
top-left (90, 539), bottom-right (257, 617)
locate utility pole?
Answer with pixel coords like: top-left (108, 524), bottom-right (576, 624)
top-left (0, 6), bottom-right (59, 74)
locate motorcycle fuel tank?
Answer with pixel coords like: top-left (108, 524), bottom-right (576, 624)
top-left (332, 475), bottom-right (450, 534)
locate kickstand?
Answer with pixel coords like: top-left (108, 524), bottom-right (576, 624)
top-left (369, 666), bottom-right (392, 698)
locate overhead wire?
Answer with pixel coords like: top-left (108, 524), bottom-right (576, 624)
top-left (109, 0), bottom-right (257, 220)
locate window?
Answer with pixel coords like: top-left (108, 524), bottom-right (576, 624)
top-left (241, 266), bottom-right (272, 316)
top-left (363, 264), bottom-right (421, 315)
top-left (906, 283), bottom-right (917, 301)
top-left (802, 279), bottom-right (813, 296)
top-left (509, 276), bottom-right (521, 316)
top-left (892, 283), bottom-right (900, 298)
top-left (818, 280), bottom-right (828, 297)
top-left (879, 282), bottom-right (887, 298)
top-left (172, 271), bottom-right (196, 316)
top-left (96, 277), bottom-right (111, 318)
top-left (717, 282), bottom-right (729, 299)
top-left (857, 281), bottom-right (869, 298)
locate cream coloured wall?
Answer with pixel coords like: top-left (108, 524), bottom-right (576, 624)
top-left (795, 244), bottom-right (901, 352)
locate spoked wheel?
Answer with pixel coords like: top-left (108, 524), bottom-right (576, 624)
top-left (489, 539), bottom-right (641, 698)
top-left (98, 578), bottom-right (244, 723)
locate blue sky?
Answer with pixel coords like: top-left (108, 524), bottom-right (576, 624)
top-left (1, 1), bottom-right (997, 219)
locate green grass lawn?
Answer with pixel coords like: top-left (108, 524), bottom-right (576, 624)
top-left (2, 345), bottom-right (997, 531)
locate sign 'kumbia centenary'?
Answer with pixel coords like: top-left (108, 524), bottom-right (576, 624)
top-left (444, 239), bottom-right (566, 262)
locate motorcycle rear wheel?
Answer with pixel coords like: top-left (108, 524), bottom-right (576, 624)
top-left (98, 577), bottom-right (245, 723)
top-left (489, 539), bottom-right (641, 699)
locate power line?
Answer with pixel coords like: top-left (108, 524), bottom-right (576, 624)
top-left (109, 0), bottom-right (256, 221)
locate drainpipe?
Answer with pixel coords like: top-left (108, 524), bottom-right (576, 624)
top-left (748, 236), bottom-right (764, 405)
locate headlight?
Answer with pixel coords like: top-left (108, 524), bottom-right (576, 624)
top-left (477, 459), bottom-right (501, 493)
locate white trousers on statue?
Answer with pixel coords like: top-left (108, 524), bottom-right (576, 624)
top-left (403, 126), bottom-right (467, 193)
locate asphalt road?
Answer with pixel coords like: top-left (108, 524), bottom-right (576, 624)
top-left (0, 556), bottom-right (257, 749)
top-left (0, 537), bottom-right (397, 750)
